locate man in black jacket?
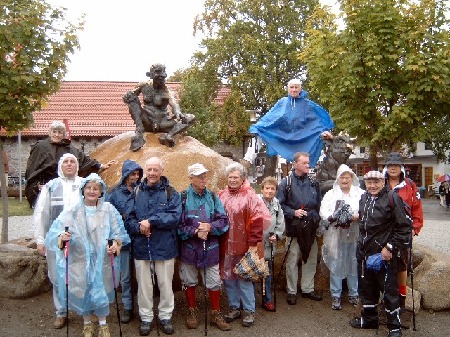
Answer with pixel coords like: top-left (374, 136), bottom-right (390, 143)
top-left (350, 171), bottom-right (410, 337)
top-left (277, 152), bottom-right (323, 305)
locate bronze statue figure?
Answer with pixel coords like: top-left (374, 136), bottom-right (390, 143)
top-left (123, 64), bottom-right (195, 150)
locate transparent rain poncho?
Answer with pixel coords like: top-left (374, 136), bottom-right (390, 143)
top-left (218, 180), bottom-right (271, 280)
top-left (44, 174), bottom-right (130, 316)
top-left (319, 164), bottom-right (364, 279)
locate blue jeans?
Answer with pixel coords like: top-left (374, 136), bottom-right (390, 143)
top-left (120, 247), bottom-right (133, 310)
top-left (330, 272), bottom-right (358, 298)
top-left (263, 260), bottom-right (273, 303)
top-left (223, 278), bottom-right (255, 312)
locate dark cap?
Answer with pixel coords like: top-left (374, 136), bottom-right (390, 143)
top-left (385, 152), bottom-right (403, 166)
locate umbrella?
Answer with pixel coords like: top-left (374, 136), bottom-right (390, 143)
top-left (437, 174), bottom-right (450, 182)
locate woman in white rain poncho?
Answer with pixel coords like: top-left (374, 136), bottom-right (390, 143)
top-left (319, 164), bottom-right (364, 311)
top-left (45, 173), bottom-right (130, 337)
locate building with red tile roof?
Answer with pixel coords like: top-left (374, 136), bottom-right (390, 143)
top-left (1, 81), bottom-right (231, 178)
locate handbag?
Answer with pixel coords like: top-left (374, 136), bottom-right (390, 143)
top-left (233, 248), bottom-right (270, 282)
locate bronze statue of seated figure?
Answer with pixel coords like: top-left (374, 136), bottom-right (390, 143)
top-left (123, 63), bottom-right (195, 151)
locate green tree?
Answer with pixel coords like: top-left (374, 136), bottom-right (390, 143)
top-left (191, 0), bottom-right (320, 143)
top-left (300, 0), bottom-right (450, 168)
top-left (0, 0), bottom-right (83, 243)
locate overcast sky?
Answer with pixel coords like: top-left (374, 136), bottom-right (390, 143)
top-left (49, 0), bottom-right (338, 82)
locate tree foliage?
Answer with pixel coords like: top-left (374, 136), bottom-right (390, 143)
top-left (300, 0), bottom-right (450, 167)
top-left (190, 0), bottom-right (320, 143)
top-left (0, 0), bottom-right (83, 243)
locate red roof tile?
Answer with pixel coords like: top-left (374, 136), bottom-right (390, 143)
top-left (1, 81), bottom-right (229, 137)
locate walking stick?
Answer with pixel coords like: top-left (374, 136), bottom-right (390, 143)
top-left (409, 238), bottom-right (416, 331)
top-left (271, 239), bottom-right (276, 311)
top-left (64, 226), bottom-right (70, 337)
top-left (147, 238), bottom-right (160, 336)
top-left (108, 240), bottom-right (123, 337)
top-left (203, 240), bottom-right (208, 336)
top-left (274, 237), bottom-right (293, 291)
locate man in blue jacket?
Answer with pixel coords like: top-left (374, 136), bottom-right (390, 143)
top-left (107, 159), bottom-right (143, 324)
top-left (125, 157), bottom-right (182, 336)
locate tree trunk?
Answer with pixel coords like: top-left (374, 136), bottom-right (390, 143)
top-left (263, 155), bottom-right (278, 178)
top-left (0, 142), bottom-right (8, 243)
top-left (369, 145), bottom-right (379, 170)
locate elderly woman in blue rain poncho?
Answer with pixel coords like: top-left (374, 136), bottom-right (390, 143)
top-left (246, 79), bottom-right (334, 167)
top-left (44, 173), bottom-right (130, 337)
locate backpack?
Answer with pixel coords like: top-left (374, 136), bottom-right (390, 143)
top-left (388, 189), bottom-right (413, 227)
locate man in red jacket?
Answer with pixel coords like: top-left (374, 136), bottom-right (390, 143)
top-left (384, 152), bottom-right (423, 329)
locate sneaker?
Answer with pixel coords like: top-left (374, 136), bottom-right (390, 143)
top-left (185, 307), bottom-right (199, 329)
top-left (332, 297), bottom-right (342, 310)
top-left (348, 296), bottom-right (359, 307)
top-left (121, 309), bottom-right (133, 324)
top-left (210, 310), bottom-right (231, 331)
top-left (241, 311), bottom-right (255, 327)
top-left (388, 329), bottom-right (402, 337)
top-left (349, 317), bottom-right (379, 329)
top-left (98, 325), bottom-right (110, 337)
top-left (139, 321), bottom-right (152, 336)
top-left (301, 291), bottom-right (323, 301)
top-left (263, 302), bottom-right (276, 311)
top-left (53, 316), bottom-right (67, 329)
top-left (159, 318), bottom-right (175, 335)
top-left (82, 324), bottom-right (94, 337)
top-left (224, 308), bottom-right (241, 323)
top-left (287, 293), bottom-right (297, 305)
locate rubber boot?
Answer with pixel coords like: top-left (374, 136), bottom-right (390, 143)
top-left (185, 287), bottom-right (198, 329)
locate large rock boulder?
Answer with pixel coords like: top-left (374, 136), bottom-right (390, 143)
top-left (412, 243), bottom-right (450, 311)
top-left (0, 241), bottom-right (51, 299)
top-left (91, 132), bottom-right (234, 192)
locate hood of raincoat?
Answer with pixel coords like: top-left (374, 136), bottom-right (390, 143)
top-left (80, 173), bottom-right (108, 203)
top-left (333, 164), bottom-right (359, 189)
top-left (57, 153), bottom-right (79, 179)
top-left (119, 159), bottom-right (143, 186)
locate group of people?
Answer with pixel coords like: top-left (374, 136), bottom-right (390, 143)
top-left (32, 151), bottom-right (280, 337)
top-left (28, 72), bottom-right (423, 337)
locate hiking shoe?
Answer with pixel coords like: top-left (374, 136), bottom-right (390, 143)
top-left (186, 307), bottom-right (199, 329)
top-left (224, 308), bottom-right (241, 323)
top-left (349, 317), bottom-right (379, 329)
top-left (121, 309), bottom-right (133, 324)
top-left (210, 310), bottom-right (231, 331)
top-left (82, 324), bottom-right (94, 337)
top-left (332, 297), bottom-right (342, 310)
top-left (98, 324), bottom-right (110, 337)
top-left (53, 316), bottom-right (67, 329)
top-left (301, 291), bottom-right (323, 301)
top-left (348, 296), bottom-right (359, 307)
top-left (263, 301), bottom-right (276, 311)
top-left (139, 321), bottom-right (152, 336)
top-left (287, 293), bottom-right (297, 305)
top-left (241, 311), bottom-right (255, 327)
top-left (388, 328), bottom-right (402, 337)
top-left (159, 318), bottom-right (175, 335)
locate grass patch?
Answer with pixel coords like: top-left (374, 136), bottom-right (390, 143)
top-left (0, 197), bottom-right (33, 217)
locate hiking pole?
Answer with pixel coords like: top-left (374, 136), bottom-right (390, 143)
top-left (64, 226), bottom-right (70, 337)
top-left (203, 240), bottom-right (208, 336)
top-left (409, 238), bottom-right (416, 331)
top-left (270, 237), bottom-right (276, 311)
top-left (274, 237), bottom-right (293, 291)
top-left (147, 238), bottom-right (160, 336)
top-left (108, 239), bottom-right (123, 337)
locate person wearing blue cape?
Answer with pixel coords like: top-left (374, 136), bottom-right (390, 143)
top-left (44, 173), bottom-right (130, 337)
top-left (247, 79), bottom-right (334, 167)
